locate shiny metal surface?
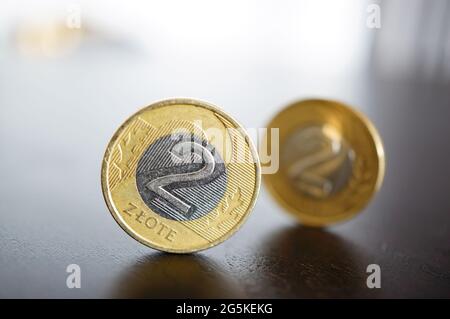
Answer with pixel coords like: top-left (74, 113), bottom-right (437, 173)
top-left (282, 124), bottom-right (355, 198)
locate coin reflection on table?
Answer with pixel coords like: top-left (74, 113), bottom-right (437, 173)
top-left (114, 254), bottom-right (245, 298)
top-left (264, 99), bottom-right (385, 226)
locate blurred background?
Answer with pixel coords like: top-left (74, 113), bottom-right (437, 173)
top-left (1, 0), bottom-right (449, 298)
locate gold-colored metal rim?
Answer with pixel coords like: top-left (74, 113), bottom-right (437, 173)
top-left (101, 98), bottom-right (261, 253)
top-left (263, 98), bottom-right (385, 227)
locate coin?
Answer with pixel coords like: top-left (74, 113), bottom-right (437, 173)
top-left (264, 99), bottom-right (385, 226)
top-left (101, 98), bottom-right (261, 253)
top-left (16, 20), bottom-right (83, 57)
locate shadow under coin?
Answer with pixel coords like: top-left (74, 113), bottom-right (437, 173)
top-left (250, 226), bottom-right (378, 298)
top-left (113, 253), bottom-right (246, 298)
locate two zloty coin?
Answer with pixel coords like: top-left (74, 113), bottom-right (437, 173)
top-left (102, 98), bottom-right (385, 253)
top-left (264, 99), bottom-right (385, 227)
top-left (101, 99), bottom-right (261, 253)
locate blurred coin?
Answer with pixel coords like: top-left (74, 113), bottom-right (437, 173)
top-left (264, 99), bottom-right (385, 226)
top-left (102, 99), bottom-right (261, 253)
top-left (15, 20), bottom-right (83, 57)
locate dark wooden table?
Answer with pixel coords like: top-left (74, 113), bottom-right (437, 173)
top-left (1, 47), bottom-right (449, 298)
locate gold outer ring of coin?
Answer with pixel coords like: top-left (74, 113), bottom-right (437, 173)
top-left (264, 99), bottom-right (385, 226)
top-left (101, 98), bottom-right (261, 253)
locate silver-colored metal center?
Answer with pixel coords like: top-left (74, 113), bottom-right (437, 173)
top-left (136, 133), bottom-right (227, 221)
top-left (281, 125), bottom-right (355, 199)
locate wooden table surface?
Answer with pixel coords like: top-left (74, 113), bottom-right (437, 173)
top-left (1, 47), bottom-right (449, 298)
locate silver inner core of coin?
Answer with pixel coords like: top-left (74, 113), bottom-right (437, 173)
top-left (281, 124), bottom-right (355, 199)
top-left (136, 133), bottom-right (227, 221)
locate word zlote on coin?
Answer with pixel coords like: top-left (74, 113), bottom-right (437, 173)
top-left (102, 99), bottom-right (261, 253)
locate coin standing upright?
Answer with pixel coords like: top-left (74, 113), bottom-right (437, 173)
top-left (102, 99), bottom-right (261, 253)
top-left (264, 99), bottom-right (385, 226)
